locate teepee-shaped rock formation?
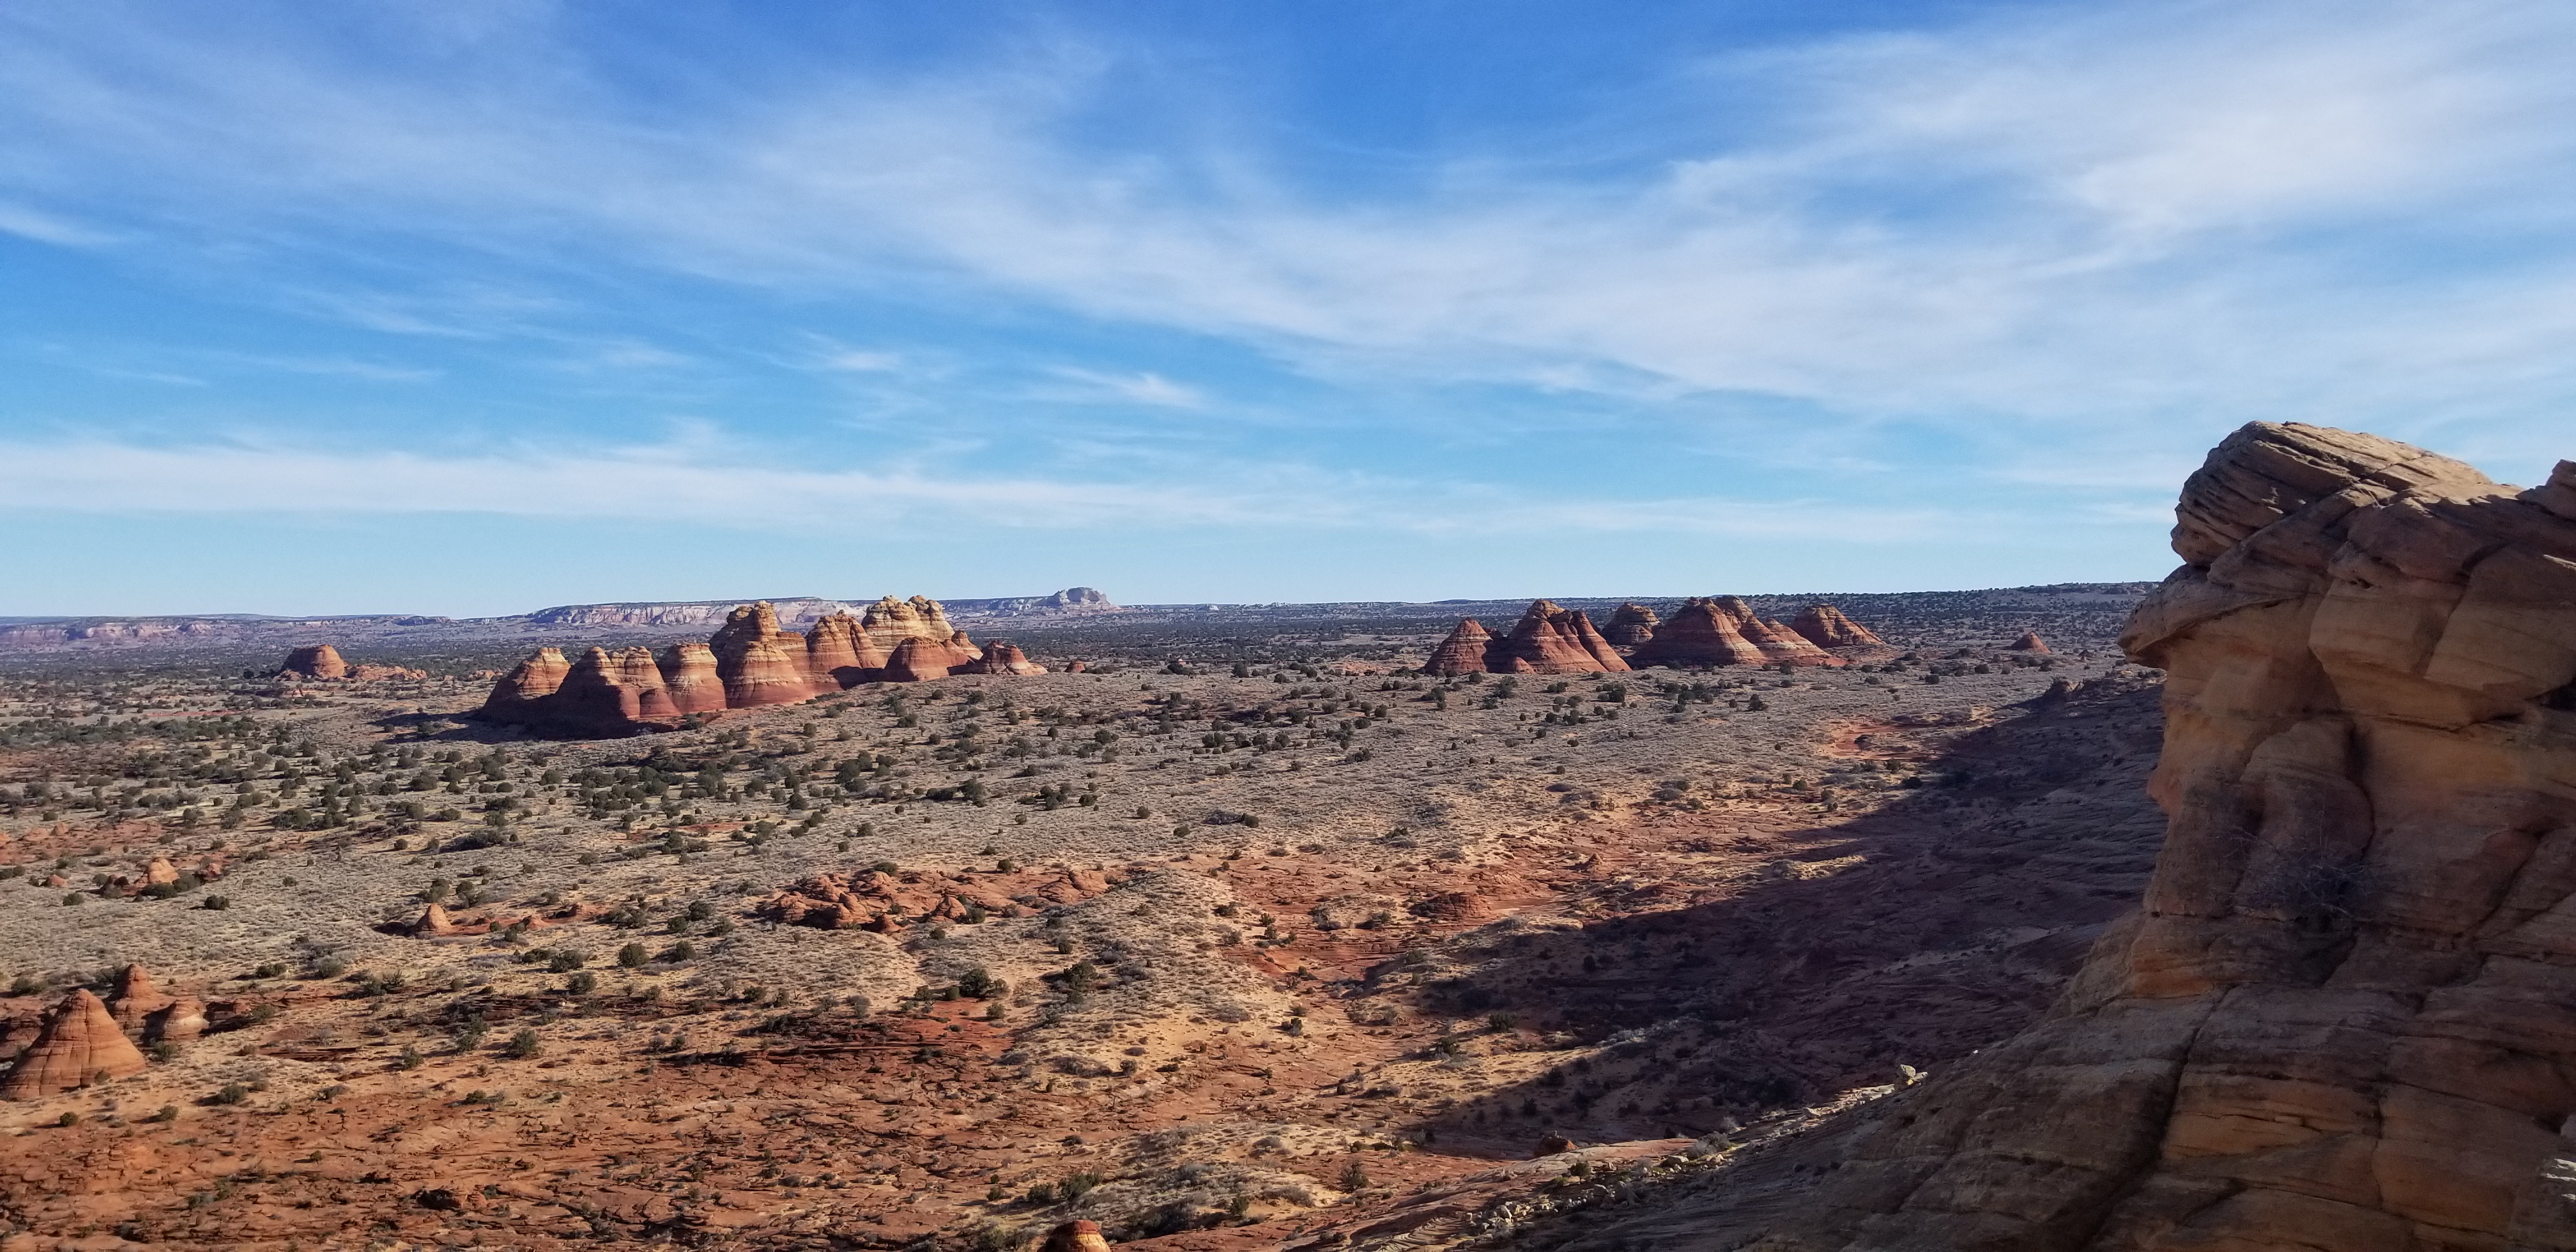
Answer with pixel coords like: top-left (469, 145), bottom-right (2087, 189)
top-left (1424, 619), bottom-right (1496, 675)
top-left (2, 989), bottom-right (148, 1099)
top-left (1625, 598), bottom-right (1770, 668)
top-left (2007, 630), bottom-right (2050, 653)
top-left (1788, 602), bottom-right (1887, 652)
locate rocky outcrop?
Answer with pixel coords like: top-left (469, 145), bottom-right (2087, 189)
top-left (1625, 598), bottom-right (1770, 668)
top-left (275, 644), bottom-right (348, 680)
top-left (2009, 630), bottom-right (2051, 652)
top-left (1, 989), bottom-right (148, 1099)
top-left (1424, 619), bottom-right (1495, 676)
top-left (1696, 422), bottom-right (2576, 1251)
top-left (1604, 603), bottom-right (1660, 647)
top-left (1789, 602), bottom-right (1887, 652)
top-left (804, 611), bottom-right (889, 687)
top-left (1040, 1221), bottom-right (1112, 1252)
top-left (764, 867), bottom-right (1116, 932)
top-left (657, 642), bottom-right (726, 715)
top-left (1717, 597), bottom-right (1839, 666)
top-left (712, 602), bottom-right (824, 708)
top-left (411, 903), bottom-right (459, 936)
top-left (481, 596), bottom-right (1036, 735)
top-left (481, 648), bottom-right (572, 722)
top-left (862, 595), bottom-right (957, 651)
top-left (962, 641), bottom-right (1046, 675)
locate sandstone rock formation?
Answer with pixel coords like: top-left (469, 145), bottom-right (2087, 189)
top-left (657, 642), bottom-right (726, 715)
top-left (1425, 602), bottom-right (1630, 674)
top-left (411, 903), bottom-right (459, 936)
top-left (962, 641), bottom-right (1046, 675)
top-left (1789, 602), bottom-right (1887, 653)
top-left (2009, 630), bottom-right (2051, 652)
top-left (1424, 619), bottom-right (1496, 676)
top-left (764, 866), bottom-right (1114, 932)
top-left (862, 595), bottom-right (957, 652)
top-left (1625, 597), bottom-right (1770, 669)
top-left (1605, 602), bottom-right (1660, 647)
top-left (712, 602), bottom-right (824, 708)
top-left (276, 644), bottom-right (348, 680)
top-left (1718, 597), bottom-right (1839, 666)
top-left (106, 965), bottom-right (171, 1034)
top-left (1041, 1220), bottom-right (1112, 1252)
top-left (804, 611), bottom-right (888, 687)
top-left (480, 596), bottom-right (1038, 736)
top-left (1680, 422), bottom-right (2576, 1251)
top-left (483, 648), bottom-right (571, 722)
top-left (346, 662), bottom-right (429, 681)
top-left (1, 989), bottom-right (148, 1099)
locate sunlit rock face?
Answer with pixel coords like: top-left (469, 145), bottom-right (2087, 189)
top-left (1692, 422), bottom-right (2576, 1252)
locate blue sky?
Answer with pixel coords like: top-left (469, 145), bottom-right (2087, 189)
top-left (6, 0), bottom-right (2575, 616)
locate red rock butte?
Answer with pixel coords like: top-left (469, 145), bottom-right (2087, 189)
top-left (478, 597), bottom-right (1045, 737)
top-left (1426, 597), bottom-right (1887, 675)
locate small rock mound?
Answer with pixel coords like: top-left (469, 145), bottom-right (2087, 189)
top-left (2007, 631), bottom-right (2050, 652)
top-left (275, 643), bottom-right (348, 680)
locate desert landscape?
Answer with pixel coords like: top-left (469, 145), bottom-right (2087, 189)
top-left (4, 422), bottom-right (2573, 1251)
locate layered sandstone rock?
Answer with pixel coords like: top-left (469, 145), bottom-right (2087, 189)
top-left (1717, 597), bottom-right (1839, 666)
top-left (1476, 601), bottom-right (1630, 674)
top-left (275, 644), bottom-right (348, 680)
top-left (1605, 602), bottom-right (1660, 647)
top-left (1, 989), bottom-right (148, 1099)
top-left (1692, 422), bottom-right (2576, 1251)
top-left (804, 611), bottom-right (888, 687)
top-left (656, 643), bottom-right (726, 715)
top-left (1424, 619), bottom-right (1496, 676)
top-left (482, 648), bottom-right (571, 722)
top-left (345, 662), bottom-right (429, 681)
top-left (481, 595), bottom-right (1012, 735)
top-left (1790, 602), bottom-right (1887, 652)
top-left (882, 637), bottom-right (953, 683)
top-left (1626, 597), bottom-right (1768, 668)
top-left (862, 595), bottom-right (957, 651)
top-left (1041, 1221), bottom-right (1112, 1252)
top-left (712, 602), bottom-right (823, 707)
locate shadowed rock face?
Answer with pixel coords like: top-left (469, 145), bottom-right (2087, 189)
top-left (1610, 422), bottom-right (2576, 1251)
top-left (1428, 600), bottom-right (1632, 675)
top-left (1606, 602), bottom-right (1660, 646)
top-left (804, 611), bottom-right (888, 686)
top-left (277, 644), bottom-right (348, 680)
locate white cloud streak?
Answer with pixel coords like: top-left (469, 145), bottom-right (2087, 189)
top-left (0, 436), bottom-right (2044, 544)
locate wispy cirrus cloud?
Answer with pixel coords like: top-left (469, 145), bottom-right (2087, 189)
top-left (0, 434), bottom-right (2058, 546)
top-left (6, 0), bottom-right (2575, 452)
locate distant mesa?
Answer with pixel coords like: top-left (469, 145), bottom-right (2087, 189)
top-left (1430, 596), bottom-right (1886, 674)
top-left (2007, 630), bottom-right (2050, 653)
top-left (523, 586), bottom-right (1120, 629)
top-left (479, 597), bottom-right (1045, 737)
top-left (272, 643), bottom-right (426, 682)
